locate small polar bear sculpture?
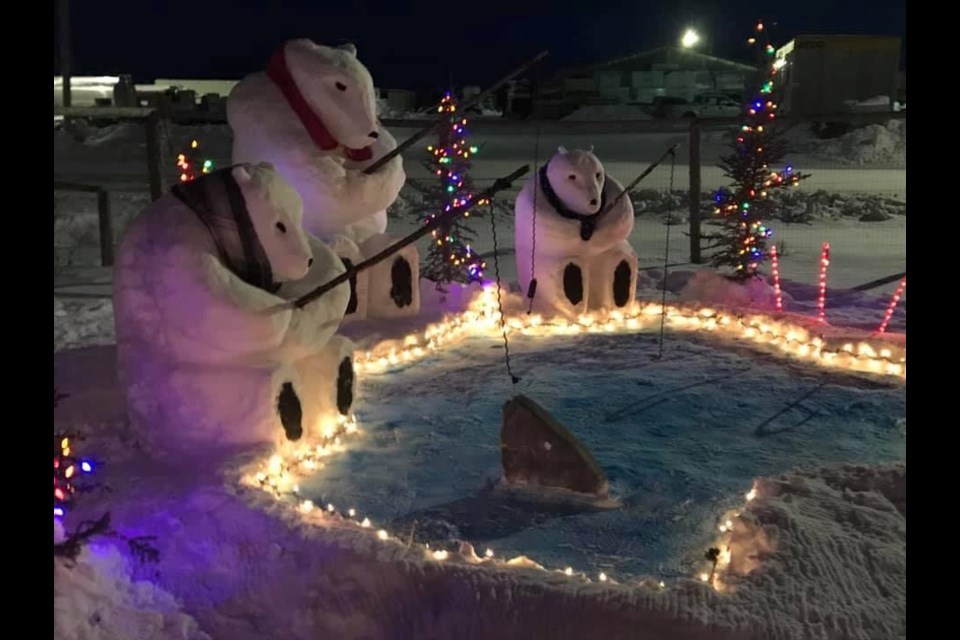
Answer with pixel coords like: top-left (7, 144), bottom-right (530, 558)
top-left (228, 39), bottom-right (419, 322)
top-left (113, 163), bottom-right (357, 452)
top-left (515, 146), bottom-right (638, 318)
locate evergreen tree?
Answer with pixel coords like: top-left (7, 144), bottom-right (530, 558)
top-left (705, 21), bottom-right (809, 280)
top-left (419, 92), bottom-right (486, 290)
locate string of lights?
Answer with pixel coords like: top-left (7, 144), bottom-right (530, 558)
top-left (877, 276), bottom-right (906, 334)
top-left (54, 435), bottom-right (95, 518)
top-left (242, 286), bottom-right (906, 593)
top-left (770, 244), bottom-right (784, 312)
top-left (175, 139), bottom-right (214, 183)
top-left (817, 242), bottom-right (830, 324)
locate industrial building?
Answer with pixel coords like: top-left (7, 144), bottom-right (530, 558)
top-left (534, 46), bottom-right (758, 118)
top-left (774, 35), bottom-right (902, 115)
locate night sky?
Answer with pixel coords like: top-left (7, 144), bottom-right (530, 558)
top-left (56, 0), bottom-right (905, 89)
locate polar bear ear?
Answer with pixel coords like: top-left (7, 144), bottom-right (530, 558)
top-left (557, 145), bottom-right (568, 154)
top-left (588, 144), bottom-right (595, 152)
top-left (232, 164), bottom-right (253, 185)
top-left (337, 43), bottom-right (357, 56)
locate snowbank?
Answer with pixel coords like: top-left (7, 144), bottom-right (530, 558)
top-left (563, 105), bottom-right (653, 121)
top-left (55, 298), bottom-right (115, 352)
top-left (55, 539), bottom-right (209, 640)
top-left (718, 463), bottom-right (905, 639)
top-left (795, 120), bottom-right (906, 166)
top-left (678, 270), bottom-right (782, 309)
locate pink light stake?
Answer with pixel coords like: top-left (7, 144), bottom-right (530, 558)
top-left (877, 277), bottom-right (906, 334)
top-left (770, 244), bottom-right (783, 312)
top-left (817, 242), bottom-right (830, 324)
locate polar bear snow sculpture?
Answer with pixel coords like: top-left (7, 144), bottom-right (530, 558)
top-left (228, 39), bottom-right (419, 322)
top-left (113, 163), bottom-right (357, 452)
top-left (515, 147), bottom-right (638, 318)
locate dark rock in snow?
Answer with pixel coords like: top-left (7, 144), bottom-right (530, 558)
top-left (859, 210), bottom-right (892, 222)
top-left (501, 395), bottom-right (608, 496)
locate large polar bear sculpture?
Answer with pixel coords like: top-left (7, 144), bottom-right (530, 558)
top-left (515, 147), bottom-right (638, 318)
top-left (113, 163), bottom-right (356, 452)
top-left (228, 38), bottom-right (419, 322)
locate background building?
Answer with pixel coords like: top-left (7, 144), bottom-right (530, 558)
top-left (775, 35), bottom-right (902, 115)
top-left (534, 47), bottom-right (758, 118)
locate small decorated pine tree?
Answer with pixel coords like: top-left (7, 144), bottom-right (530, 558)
top-left (704, 21), bottom-right (809, 280)
top-left (175, 138), bottom-right (214, 183)
top-left (419, 92), bottom-right (486, 291)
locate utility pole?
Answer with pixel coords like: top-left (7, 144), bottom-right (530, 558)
top-left (57, 0), bottom-right (72, 108)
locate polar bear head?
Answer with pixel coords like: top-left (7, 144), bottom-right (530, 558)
top-left (283, 39), bottom-right (380, 151)
top-left (233, 163), bottom-right (314, 282)
top-left (545, 146), bottom-right (605, 215)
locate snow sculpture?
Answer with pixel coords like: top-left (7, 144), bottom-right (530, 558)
top-left (228, 38), bottom-right (419, 322)
top-left (113, 163), bottom-right (356, 451)
top-left (515, 147), bottom-right (637, 318)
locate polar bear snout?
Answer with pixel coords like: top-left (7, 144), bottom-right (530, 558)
top-left (590, 198), bottom-right (598, 206)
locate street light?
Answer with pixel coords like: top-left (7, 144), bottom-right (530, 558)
top-left (681, 28), bottom-right (700, 49)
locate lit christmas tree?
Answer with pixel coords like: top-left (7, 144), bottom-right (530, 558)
top-left (175, 138), bottom-right (214, 183)
top-left (704, 21), bottom-right (809, 280)
top-left (419, 92), bottom-right (486, 290)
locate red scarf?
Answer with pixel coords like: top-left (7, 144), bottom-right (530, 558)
top-left (266, 46), bottom-right (374, 163)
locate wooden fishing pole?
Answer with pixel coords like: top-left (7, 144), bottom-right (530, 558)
top-left (362, 50), bottom-right (549, 175)
top-left (595, 143), bottom-right (680, 223)
top-left (293, 165), bottom-right (531, 309)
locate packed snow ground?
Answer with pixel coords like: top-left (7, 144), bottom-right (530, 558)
top-left (53, 288), bottom-right (906, 639)
top-left (54, 520), bottom-right (210, 640)
top-left (53, 119), bottom-right (906, 196)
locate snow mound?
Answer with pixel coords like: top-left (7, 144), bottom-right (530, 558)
top-left (802, 120), bottom-right (906, 166)
top-left (678, 270), bottom-right (782, 310)
top-left (724, 463), bottom-right (905, 639)
top-left (563, 105), bottom-right (653, 121)
top-left (55, 298), bottom-right (116, 352)
top-left (55, 541), bottom-right (210, 640)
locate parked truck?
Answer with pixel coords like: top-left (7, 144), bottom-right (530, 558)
top-left (775, 35), bottom-right (902, 116)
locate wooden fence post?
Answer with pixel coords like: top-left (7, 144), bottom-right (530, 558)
top-left (688, 119), bottom-right (702, 264)
top-left (96, 189), bottom-right (114, 267)
top-left (145, 110), bottom-right (167, 200)
top-left (57, 0), bottom-right (72, 108)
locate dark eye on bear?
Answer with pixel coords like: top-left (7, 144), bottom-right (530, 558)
top-left (568, 174), bottom-right (576, 181)
top-left (596, 172), bottom-right (602, 179)
top-left (335, 82), bottom-right (347, 91)
top-left (276, 222), bottom-right (287, 234)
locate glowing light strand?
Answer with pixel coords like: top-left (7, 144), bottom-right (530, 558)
top-left (175, 138), bottom-right (214, 183)
top-left (770, 244), bottom-right (783, 312)
top-left (243, 289), bottom-right (905, 595)
top-left (817, 242), bottom-right (830, 324)
top-left (54, 434), bottom-right (95, 517)
top-left (876, 277), bottom-right (906, 334)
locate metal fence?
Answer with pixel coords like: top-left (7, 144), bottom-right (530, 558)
top-left (54, 107), bottom-right (905, 295)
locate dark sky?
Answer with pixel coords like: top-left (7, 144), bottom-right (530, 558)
top-left (56, 0), bottom-right (905, 89)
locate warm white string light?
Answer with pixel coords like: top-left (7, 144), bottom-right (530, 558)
top-left (242, 284), bottom-right (906, 592)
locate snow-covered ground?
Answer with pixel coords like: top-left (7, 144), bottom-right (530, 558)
top-left (55, 520), bottom-right (210, 640)
top-left (53, 282), bottom-right (906, 638)
top-left (53, 119), bottom-right (906, 194)
top-left (53, 120), bottom-right (905, 639)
